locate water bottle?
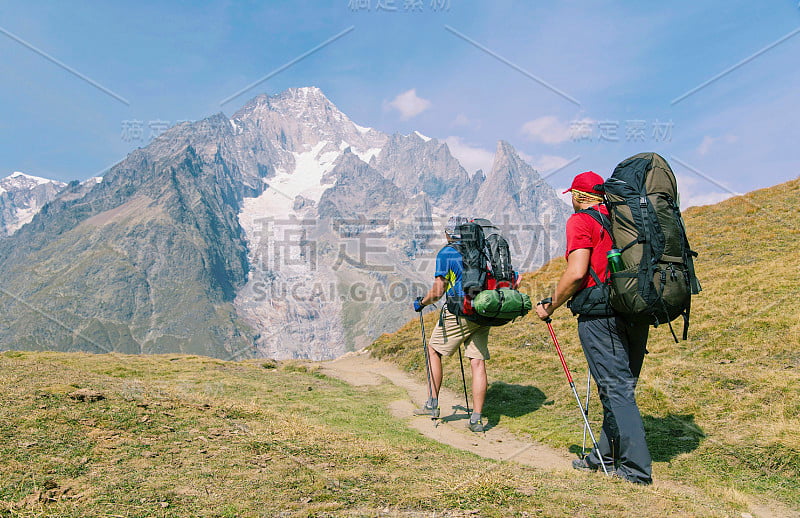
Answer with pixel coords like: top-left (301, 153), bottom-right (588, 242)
top-left (607, 249), bottom-right (624, 273)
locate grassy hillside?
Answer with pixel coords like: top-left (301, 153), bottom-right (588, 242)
top-left (0, 351), bottom-right (744, 517)
top-left (370, 178), bottom-right (800, 511)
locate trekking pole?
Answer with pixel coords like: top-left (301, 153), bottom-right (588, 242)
top-left (457, 346), bottom-right (471, 415)
top-left (419, 311), bottom-right (434, 407)
top-left (539, 299), bottom-right (609, 476)
top-left (581, 370), bottom-right (591, 459)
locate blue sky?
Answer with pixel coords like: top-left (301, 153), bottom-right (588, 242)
top-left (1, 0), bottom-right (798, 206)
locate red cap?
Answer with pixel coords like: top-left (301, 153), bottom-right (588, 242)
top-left (562, 171), bottom-right (605, 195)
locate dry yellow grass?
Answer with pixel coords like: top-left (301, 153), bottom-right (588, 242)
top-left (0, 351), bottom-right (749, 517)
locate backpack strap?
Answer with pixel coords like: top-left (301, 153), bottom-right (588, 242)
top-left (577, 207), bottom-right (612, 236)
top-left (587, 265), bottom-right (605, 285)
top-left (578, 207), bottom-right (613, 284)
top-left (682, 297), bottom-right (691, 341)
top-left (441, 243), bottom-right (460, 293)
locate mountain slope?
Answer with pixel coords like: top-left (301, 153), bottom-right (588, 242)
top-left (474, 141), bottom-right (572, 268)
top-left (370, 131), bottom-right (478, 206)
top-left (0, 146), bottom-right (254, 357)
top-left (369, 178), bottom-right (800, 511)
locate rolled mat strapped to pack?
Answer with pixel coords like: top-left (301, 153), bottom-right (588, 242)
top-left (472, 288), bottom-right (532, 320)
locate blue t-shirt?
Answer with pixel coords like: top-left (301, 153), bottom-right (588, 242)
top-left (435, 244), bottom-right (464, 297)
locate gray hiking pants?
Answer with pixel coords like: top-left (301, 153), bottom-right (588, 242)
top-left (579, 315), bottom-right (652, 484)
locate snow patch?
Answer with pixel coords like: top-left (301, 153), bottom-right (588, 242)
top-left (239, 140), bottom-right (338, 223)
top-left (338, 141), bottom-right (382, 163)
top-left (354, 123), bottom-right (372, 134)
top-left (7, 206), bottom-right (38, 233)
top-left (353, 147), bottom-right (382, 163)
top-left (297, 86), bottom-right (320, 97)
top-left (9, 172), bottom-right (52, 185)
top-left (413, 130), bottom-right (432, 142)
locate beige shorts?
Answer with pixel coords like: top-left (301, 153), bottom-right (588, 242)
top-left (429, 307), bottom-right (490, 360)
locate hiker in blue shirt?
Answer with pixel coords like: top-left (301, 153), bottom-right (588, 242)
top-left (412, 216), bottom-right (492, 433)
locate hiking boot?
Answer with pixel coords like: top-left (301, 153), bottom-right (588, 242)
top-left (612, 469), bottom-right (652, 486)
top-left (413, 404), bottom-right (440, 418)
top-left (468, 421), bottom-right (484, 433)
top-left (571, 457), bottom-right (599, 472)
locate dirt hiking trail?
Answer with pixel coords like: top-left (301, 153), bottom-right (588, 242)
top-left (319, 349), bottom-right (570, 471)
top-left (316, 350), bottom-right (799, 518)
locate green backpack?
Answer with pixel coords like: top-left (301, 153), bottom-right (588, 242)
top-left (588, 153), bottom-right (702, 339)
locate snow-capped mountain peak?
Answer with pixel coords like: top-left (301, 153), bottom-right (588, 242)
top-left (6, 171), bottom-right (58, 186)
top-left (0, 171), bottom-right (67, 235)
top-left (230, 87), bottom-right (388, 156)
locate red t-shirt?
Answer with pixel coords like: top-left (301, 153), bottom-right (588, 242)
top-left (565, 204), bottom-right (612, 290)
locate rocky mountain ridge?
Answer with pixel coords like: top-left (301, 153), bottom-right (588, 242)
top-left (0, 87), bottom-right (570, 360)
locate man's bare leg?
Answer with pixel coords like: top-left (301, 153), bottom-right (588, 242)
top-left (469, 358), bottom-right (487, 431)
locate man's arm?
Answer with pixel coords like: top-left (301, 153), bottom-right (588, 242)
top-left (420, 276), bottom-right (447, 307)
top-left (536, 248), bottom-right (590, 320)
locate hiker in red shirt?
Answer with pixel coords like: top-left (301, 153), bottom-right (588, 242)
top-left (535, 171), bottom-right (652, 485)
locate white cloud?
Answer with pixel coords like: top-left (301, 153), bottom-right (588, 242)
top-left (517, 150), bottom-right (535, 163)
top-left (533, 154), bottom-right (571, 173)
top-left (514, 151), bottom-right (573, 179)
top-left (680, 191), bottom-right (737, 208)
top-left (697, 136), bottom-right (715, 156)
top-left (451, 113), bottom-right (480, 129)
top-left (452, 113), bottom-right (471, 127)
top-left (521, 115), bottom-right (580, 144)
top-left (697, 134), bottom-right (739, 156)
top-left (385, 89), bottom-right (431, 120)
top-left (444, 136), bottom-right (495, 174)
top-left (675, 174), bottom-right (740, 208)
